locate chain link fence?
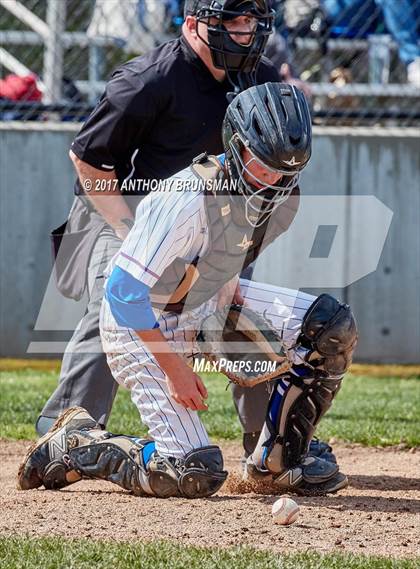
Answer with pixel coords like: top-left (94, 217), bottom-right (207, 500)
top-left (1, 0), bottom-right (419, 124)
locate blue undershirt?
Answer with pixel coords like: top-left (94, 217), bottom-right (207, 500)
top-left (105, 266), bottom-right (158, 330)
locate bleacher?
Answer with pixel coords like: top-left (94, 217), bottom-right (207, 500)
top-left (1, 0), bottom-right (419, 124)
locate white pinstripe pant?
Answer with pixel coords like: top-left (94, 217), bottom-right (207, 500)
top-left (99, 279), bottom-right (315, 459)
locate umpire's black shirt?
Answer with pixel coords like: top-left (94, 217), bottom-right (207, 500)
top-left (71, 35), bottom-right (280, 199)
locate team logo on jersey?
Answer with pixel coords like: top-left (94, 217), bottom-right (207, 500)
top-left (283, 156), bottom-right (301, 167)
top-left (221, 204), bottom-right (231, 217)
top-left (237, 235), bottom-right (253, 251)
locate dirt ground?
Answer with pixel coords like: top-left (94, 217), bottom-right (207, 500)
top-left (0, 440), bottom-right (419, 559)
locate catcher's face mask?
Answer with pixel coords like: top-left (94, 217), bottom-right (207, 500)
top-left (195, 0), bottom-right (274, 83)
top-left (229, 133), bottom-right (300, 228)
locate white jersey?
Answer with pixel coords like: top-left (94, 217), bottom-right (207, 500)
top-left (105, 166), bottom-right (210, 289)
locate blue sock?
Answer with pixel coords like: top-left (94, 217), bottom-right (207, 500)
top-left (140, 441), bottom-right (156, 466)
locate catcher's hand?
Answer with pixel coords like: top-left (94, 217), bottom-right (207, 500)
top-left (197, 304), bottom-right (291, 387)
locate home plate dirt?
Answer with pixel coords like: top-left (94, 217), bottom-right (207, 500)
top-left (1, 441), bottom-right (418, 559)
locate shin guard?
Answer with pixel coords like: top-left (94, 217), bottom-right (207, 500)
top-left (262, 373), bottom-right (342, 475)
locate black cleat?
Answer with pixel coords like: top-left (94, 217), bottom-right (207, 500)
top-left (17, 407), bottom-right (98, 490)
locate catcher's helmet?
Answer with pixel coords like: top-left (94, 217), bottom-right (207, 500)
top-left (184, 0), bottom-right (274, 87)
top-left (223, 82), bottom-right (312, 227)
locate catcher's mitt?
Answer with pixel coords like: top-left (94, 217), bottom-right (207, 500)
top-left (197, 304), bottom-right (291, 387)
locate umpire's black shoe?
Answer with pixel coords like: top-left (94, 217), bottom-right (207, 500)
top-left (17, 407), bottom-right (98, 490)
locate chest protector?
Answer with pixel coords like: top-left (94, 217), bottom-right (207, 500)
top-left (149, 154), bottom-right (300, 314)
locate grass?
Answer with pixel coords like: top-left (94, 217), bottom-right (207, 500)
top-left (0, 537), bottom-right (417, 569)
top-left (314, 374), bottom-right (420, 447)
top-left (0, 366), bottom-right (418, 568)
top-left (0, 365), bottom-right (418, 446)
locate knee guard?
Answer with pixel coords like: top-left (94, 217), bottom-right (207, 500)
top-left (68, 431), bottom-right (227, 499)
top-left (147, 446), bottom-right (228, 498)
top-left (262, 373), bottom-right (342, 476)
top-left (299, 293), bottom-right (358, 376)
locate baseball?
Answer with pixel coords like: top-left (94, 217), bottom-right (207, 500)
top-left (271, 497), bottom-right (300, 525)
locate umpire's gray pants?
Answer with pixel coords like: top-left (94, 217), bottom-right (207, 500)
top-left (37, 228), bottom-right (122, 429)
top-left (37, 229), bottom-right (270, 436)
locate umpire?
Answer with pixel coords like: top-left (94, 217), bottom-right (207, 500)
top-left (37, 0), bottom-right (279, 461)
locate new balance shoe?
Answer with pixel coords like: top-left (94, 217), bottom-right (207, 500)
top-left (17, 407), bottom-right (98, 490)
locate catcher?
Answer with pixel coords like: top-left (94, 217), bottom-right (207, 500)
top-left (18, 83), bottom-right (357, 499)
